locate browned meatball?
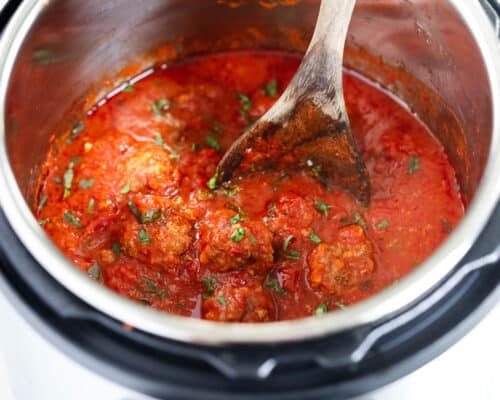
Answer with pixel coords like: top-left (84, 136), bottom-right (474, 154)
top-left (121, 208), bottom-right (192, 269)
top-left (308, 225), bottom-right (375, 294)
top-left (202, 274), bottom-right (275, 322)
top-left (116, 141), bottom-right (180, 195)
top-left (199, 209), bottom-right (274, 275)
top-left (265, 191), bottom-right (317, 233)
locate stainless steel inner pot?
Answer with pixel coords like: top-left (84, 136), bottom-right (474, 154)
top-left (0, 0), bottom-right (498, 344)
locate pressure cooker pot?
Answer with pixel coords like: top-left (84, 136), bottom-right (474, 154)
top-left (0, 1), bottom-right (498, 399)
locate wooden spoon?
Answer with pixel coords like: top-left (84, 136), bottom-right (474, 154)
top-left (216, 0), bottom-right (370, 206)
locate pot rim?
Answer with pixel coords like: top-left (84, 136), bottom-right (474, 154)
top-left (0, 0), bottom-right (498, 345)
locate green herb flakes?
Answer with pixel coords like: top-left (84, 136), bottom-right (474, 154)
top-left (309, 231), bottom-right (322, 244)
top-left (441, 218), bottom-right (452, 233)
top-left (230, 214), bottom-right (243, 224)
top-left (151, 98), bottom-right (170, 116)
top-left (142, 277), bottom-right (167, 298)
top-left (264, 279), bottom-right (286, 295)
top-left (119, 183), bottom-right (131, 194)
top-left (127, 201), bottom-right (142, 223)
top-left (315, 200), bottom-right (330, 216)
top-left (249, 235), bottom-right (256, 244)
top-left (63, 211), bottom-right (83, 228)
top-left (335, 302), bottom-right (347, 310)
top-left (223, 186), bottom-right (239, 196)
top-left (236, 92), bottom-right (252, 113)
top-left (78, 178), bottom-right (95, 189)
top-left (53, 176), bottom-right (62, 184)
top-left (352, 211), bottom-right (368, 230)
top-left (202, 275), bottom-right (217, 299)
top-left (63, 160), bottom-right (77, 198)
top-left (154, 132), bottom-right (164, 146)
top-left (206, 135), bottom-right (220, 152)
top-left (264, 79), bottom-right (278, 98)
top-left (111, 243), bottom-right (121, 255)
top-left (87, 263), bottom-right (101, 282)
top-left (315, 303), bottom-right (328, 316)
top-left (38, 218), bottom-right (50, 226)
top-left (231, 227), bottom-right (246, 242)
top-left (207, 169), bottom-right (219, 190)
top-left (376, 220), bottom-right (389, 229)
top-left (286, 250), bottom-right (301, 261)
top-left (212, 123), bottom-right (223, 134)
top-left (139, 229), bottom-right (150, 244)
top-left (283, 235), bottom-right (294, 252)
top-left (408, 155), bottom-right (421, 175)
top-left (142, 208), bottom-right (164, 224)
top-left (66, 121), bottom-right (84, 144)
top-left (87, 198), bottom-right (95, 213)
top-left (217, 296), bottom-right (226, 305)
top-left (38, 194), bottom-right (48, 213)
top-left (122, 84), bottom-right (134, 93)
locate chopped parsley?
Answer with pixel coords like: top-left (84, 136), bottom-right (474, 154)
top-left (207, 169), bottom-right (219, 190)
top-left (78, 178), bottom-right (95, 189)
top-left (315, 200), bottom-right (331, 216)
top-left (352, 211), bottom-right (368, 230)
top-left (230, 214), bottom-right (243, 224)
top-left (142, 277), bottom-right (167, 298)
top-left (63, 159), bottom-right (77, 198)
top-left (127, 201), bottom-right (142, 223)
top-left (111, 243), bottom-right (121, 255)
top-left (223, 186), bottom-right (239, 196)
top-left (38, 194), bottom-right (48, 213)
top-left (217, 296), bottom-right (226, 305)
top-left (38, 218), bottom-right (50, 226)
top-left (230, 227), bottom-right (246, 242)
top-left (264, 79), bottom-right (278, 98)
top-left (151, 98), bottom-right (170, 116)
top-left (142, 208), bottom-right (164, 224)
top-left (87, 198), bottom-right (95, 213)
top-left (87, 263), bottom-right (101, 282)
top-left (283, 235), bottom-right (294, 252)
top-left (236, 92), bottom-right (252, 113)
top-left (315, 303), bottom-right (328, 315)
top-left (212, 123), bottom-right (223, 134)
top-left (205, 135), bottom-right (220, 151)
top-left (249, 235), bottom-right (256, 244)
top-left (119, 183), bottom-right (131, 194)
top-left (53, 176), bottom-right (62, 184)
top-left (66, 121), bottom-right (84, 144)
top-left (122, 84), bottom-right (134, 93)
top-left (286, 250), bottom-right (301, 261)
top-left (340, 216), bottom-right (349, 225)
top-left (202, 275), bottom-right (217, 299)
top-left (376, 220), bottom-right (389, 229)
top-left (154, 132), bottom-right (164, 146)
top-left (63, 211), bottom-right (83, 228)
top-left (139, 229), bottom-right (150, 244)
top-left (441, 218), bottom-right (452, 233)
top-left (264, 279), bottom-right (286, 295)
top-left (309, 231), bottom-right (322, 244)
top-left (408, 155), bottom-right (421, 174)
top-left (335, 301), bottom-right (347, 310)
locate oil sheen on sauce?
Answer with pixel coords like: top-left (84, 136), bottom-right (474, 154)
top-left (35, 51), bottom-right (464, 322)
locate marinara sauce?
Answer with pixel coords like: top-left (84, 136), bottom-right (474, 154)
top-left (35, 51), bottom-right (464, 322)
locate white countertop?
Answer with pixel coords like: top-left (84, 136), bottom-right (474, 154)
top-left (0, 304), bottom-right (498, 399)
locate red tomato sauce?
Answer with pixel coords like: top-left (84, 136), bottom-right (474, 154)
top-left (35, 51), bottom-right (464, 322)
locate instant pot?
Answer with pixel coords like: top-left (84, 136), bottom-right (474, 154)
top-left (0, 0), bottom-right (499, 399)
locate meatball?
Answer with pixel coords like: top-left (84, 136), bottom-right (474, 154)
top-left (202, 274), bottom-right (275, 322)
top-left (265, 192), bottom-right (317, 233)
top-left (308, 225), bottom-right (375, 294)
top-left (199, 209), bottom-right (274, 275)
top-left (121, 209), bottom-right (192, 269)
top-left (117, 142), bottom-right (180, 195)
